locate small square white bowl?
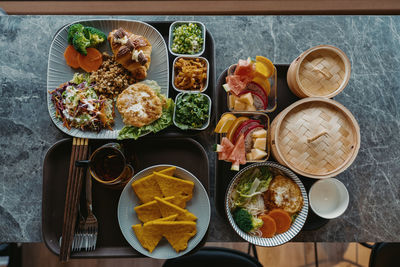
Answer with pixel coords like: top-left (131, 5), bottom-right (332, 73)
top-left (172, 56), bottom-right (209, 93)
top-left (169, 21), bottom-right (206, 57)
top-left (173, 92), bottom-right (212, 131)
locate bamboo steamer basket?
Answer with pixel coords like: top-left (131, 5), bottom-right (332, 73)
top-left (287, 45), bottom-right (351, 98)
top-left (270, 97), bottom-right (360, 179)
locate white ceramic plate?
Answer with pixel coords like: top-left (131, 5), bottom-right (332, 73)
top-left (117, 164), bottom-right (211, 259)
top-left (225, 162), bottom-right (308, 247)
top-left (47, 19), bottom-right (169, 139)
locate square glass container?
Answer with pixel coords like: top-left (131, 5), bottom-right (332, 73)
top-left (169, 21), bottom-right (206, 57)
top-left (226, 64), bottom-right (277, 113)
top-left (172, 56), bottom-right (209, 93)
top-left (173, 92), bottom-right (212, 131)
top-left (218, 111), bottom-right (270, 163)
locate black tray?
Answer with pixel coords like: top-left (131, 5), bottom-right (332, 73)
top-left (42, 137), bottom-right (209, 258)
top-left (215, 64), bottom-right (329, 231)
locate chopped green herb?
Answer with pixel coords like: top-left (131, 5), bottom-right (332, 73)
top-left (174, 93), bottom-right (209, 130)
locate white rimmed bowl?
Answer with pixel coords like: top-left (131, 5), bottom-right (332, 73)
top-left (309, 178), bottom-right (349, 219)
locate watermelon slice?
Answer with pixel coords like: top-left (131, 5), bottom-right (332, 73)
top-left (228, 134), bottom-right (246, 171)
top-left (217, 137), bottom-right (235, 161)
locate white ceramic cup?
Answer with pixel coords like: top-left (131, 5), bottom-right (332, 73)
top-left (309, 178), bottom-right (349, 219)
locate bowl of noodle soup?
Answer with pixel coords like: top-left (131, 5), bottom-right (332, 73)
top-left (225, 161), bottom-right (308, 246)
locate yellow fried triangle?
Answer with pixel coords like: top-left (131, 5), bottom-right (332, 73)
top-left (152, 221), bottom-right (197, 252)
top-left (153, 172), bottom-right (194, 207)
top-left (155, 197), bottom-right (197, 221)
top-left (131, 167), bottom-right (177, 203)
top-left (131, 214), bottom-right (178, 253)
top-left (134, 196), bottom-right (175, 223)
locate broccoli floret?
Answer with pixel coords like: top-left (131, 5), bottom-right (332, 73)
top-left (83, 27), bottom-right (107, 47)
top-left (232, 208), bottom-right (263, 233)
top-left (67, 24), bottom-right (84, 44)
top-left (72, 32), bottom-right (90, 55)
top-left (252, 216), bottom-right (263, 229)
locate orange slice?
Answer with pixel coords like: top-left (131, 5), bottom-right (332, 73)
top-left (226, 117), bottom-right (249, 142)
top-left (256, 56), bottom-right (274, 78)
top-left (215, 113), bottom-right (237, 133)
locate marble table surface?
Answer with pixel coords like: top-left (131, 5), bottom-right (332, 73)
top-left (0, 15), bottom-right (399, 244)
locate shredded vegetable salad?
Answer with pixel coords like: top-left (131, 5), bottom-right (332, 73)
top-left (50, 74), bottom-right (114, 131)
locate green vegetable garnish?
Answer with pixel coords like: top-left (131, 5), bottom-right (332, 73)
top-left (83, 27), bottom-right (107, 47)
top-left (67, 23), bottom-right (84, 44)
top-left (68, 23), bottom-right (107, 55)
top-left (233, 208), bottom-right (263, 233)
top-left (70, 73), bottom-right (91, 84)
top-left (171, 23), bottom-right (204, 54)
top-left (174, 93), bottom-right (209, 130)
top-left (72, 31), bottom-right (91, 55)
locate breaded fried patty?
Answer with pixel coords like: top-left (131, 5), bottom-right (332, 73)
top-left (117, 83), bottom-right (162, 127)
top-left (264, 175), bottom-right (303, 214)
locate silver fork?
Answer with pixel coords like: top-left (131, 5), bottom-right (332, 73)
top-left (59, 206), bottom-right (85, 251)
top-left (72, 209), bottom-right (85, 251)
top-left (82, 168), bottom-right (98, 251)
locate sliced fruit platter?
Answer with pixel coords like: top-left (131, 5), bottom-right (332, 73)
top-left (215, 112), bottom-right (269, 171)
top-left (214, 55), bottom-right (274, 171)
top-left (223, 56), bottom-right (277, 112)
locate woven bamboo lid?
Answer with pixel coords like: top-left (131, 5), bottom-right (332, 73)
top-left (287, 45), bottom-right (351, 98)
top-left (271, 98), bottom-right (360, 179)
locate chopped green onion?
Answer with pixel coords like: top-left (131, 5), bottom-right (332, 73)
top-left (171, 23), bottom-right (204, 54)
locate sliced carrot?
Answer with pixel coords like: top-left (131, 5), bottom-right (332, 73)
top-left (63, 45), bottom-right (80, 69)
top-left (258, 214), bottom-right (276, 238)
top-left (77, 48), bottom-right (103, 72)
top-left (268, 209), bottom-right (292, 234)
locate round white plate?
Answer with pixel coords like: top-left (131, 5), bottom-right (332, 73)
top-left (225, 161), bottom-right (308, 247)
top-left (117, 164), bottom-right (210, 259)
top-left (47, 19), bottom-right (169, 139)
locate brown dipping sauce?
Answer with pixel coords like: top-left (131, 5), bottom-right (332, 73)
top-left (91, 147), bottom-right (125, 181)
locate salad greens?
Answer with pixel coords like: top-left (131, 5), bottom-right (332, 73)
top-left (231, 167), bottom-right (272, 209)
top-left (118, 97), bottom-right (174, 140)
top-left (174, 93), bottom-right (210, 130)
